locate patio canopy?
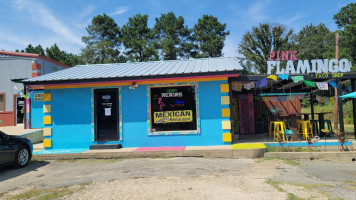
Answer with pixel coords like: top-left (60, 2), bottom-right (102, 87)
top-left (340, 91), bottom-right (356, 98)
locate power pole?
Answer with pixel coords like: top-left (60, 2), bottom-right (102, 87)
top-left (334, 33), bottom-right (339, 131)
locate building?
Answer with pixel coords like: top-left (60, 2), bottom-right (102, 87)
top-left (0, 51), bottom-right (70, 127)
top-left (22, 56), bottom-right (356, 150)
top-left (23, 58), bottom-right (242, 150)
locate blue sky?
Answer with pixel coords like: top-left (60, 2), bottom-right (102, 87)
top-left (0, 0), bottom-right (353, 57)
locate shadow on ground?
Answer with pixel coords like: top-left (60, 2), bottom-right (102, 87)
top-left (0, 160), bottom-right (49, 182)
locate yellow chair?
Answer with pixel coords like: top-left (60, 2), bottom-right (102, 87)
top-left (297, 120), bottom-right (313, 141)
top-left (269, 121), bottom-right (286, 141)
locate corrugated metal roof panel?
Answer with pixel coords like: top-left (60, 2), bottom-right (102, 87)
top-left (23, 57), bottom-right (243, 83)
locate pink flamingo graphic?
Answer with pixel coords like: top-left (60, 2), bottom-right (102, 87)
top-left (158, 97), bottom-right (165, 111)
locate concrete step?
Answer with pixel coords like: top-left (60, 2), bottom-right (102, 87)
top-left (89, 144), bottom-right (122, 150)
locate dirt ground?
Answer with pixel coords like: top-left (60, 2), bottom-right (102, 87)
top-left (1, 157), bottom-right (356, 200)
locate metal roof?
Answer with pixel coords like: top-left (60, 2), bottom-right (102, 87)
top-left (23, 57), bottom-right (242, 83)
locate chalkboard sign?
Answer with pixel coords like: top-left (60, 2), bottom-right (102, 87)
top-left (150, 85), bottom-right (197, 132)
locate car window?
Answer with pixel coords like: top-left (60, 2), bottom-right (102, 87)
top-left (0, 131), bottom-right (6, 139)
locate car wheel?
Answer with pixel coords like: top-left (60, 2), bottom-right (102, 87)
top-left (13, 146), bottom-right (30, 168)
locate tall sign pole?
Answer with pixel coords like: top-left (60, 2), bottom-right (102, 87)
top-left (334, 33), bottom-right (339, 131)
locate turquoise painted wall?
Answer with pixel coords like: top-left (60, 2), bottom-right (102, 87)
top-left (45, 80), bottom-right (227, 149)
top-left (49, 88), bottom-right (92, 149)
top-left (31, 91), bottom-right (44, 128)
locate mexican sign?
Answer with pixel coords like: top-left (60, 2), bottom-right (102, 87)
top-left (267, 51), bottom-right (352, 75)
top-left (154, 110), bottom-right (193, 123)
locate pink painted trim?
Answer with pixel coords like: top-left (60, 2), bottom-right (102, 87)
top-left (27, 74), bottom-right (240, 88)
top-left (25, 98), bottom-right (30, 129)
top-left (134, 146), bottom-right (186, 152)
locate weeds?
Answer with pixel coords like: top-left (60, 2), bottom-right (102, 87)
top-left (37, 188), bottom-right (73, 200)
top-left (256, 157), bottom-right (300, 166)
top-left (9, 188), bottom-right (44, 200)
top-left (265, 144), bottom-right (319, 152)
top-left (287, 193), bottom-right (304, 200)
top-left (5, 183), bottom-right (90, 200)
top-left (266, 179), bottom-right (284, 192)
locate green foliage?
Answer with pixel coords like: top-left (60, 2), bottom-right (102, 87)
top-left (9, 188), bottom-right (44, 200)
top-left (333, 3), bottom-right (356, 71)
top-left (81, 14), bottom-right (122, 64)
top-left (334, 3), bottom-right (356, 29)
top-left (122, 14), bottom-right (158, 62)
top-left (301, 100), bottom-right (354, 123)
top-left (294, 23), bottom-right (334, 60)
top-left (238, 23), bottom-right (293, 74)
top-left (193, 15), bottom-right (230, 58)
top-left (265, 145), bottom-right (317, 153)
top-left (343, 100), bottom-right (354, 123)
top-left (266, 179), bottom-right (284, 192)
top-left (301, 97), bottom-right (310, 108)
top-left (16, 43), bottom-right (81, 66)
top-left (46, 44), bottom-right (82, 66)
top-left (153, 12), bottom-right (195, 60)
top-left (287, 193), bottom-right (304, 200)
top-left (24, 44), bottom-right (45, 55)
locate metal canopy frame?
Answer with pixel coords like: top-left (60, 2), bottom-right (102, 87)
top-left (229, 72), bottom-right (356, 139)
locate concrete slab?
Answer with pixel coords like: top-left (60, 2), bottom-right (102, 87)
top-left (185, 145), bottom-right (232, 150)
top-left (0, 126), bottom-right (41, 135)
top-left (33, 143), bottom-right (44, 151)
top-left (83, 148), bottom-right (137, 153)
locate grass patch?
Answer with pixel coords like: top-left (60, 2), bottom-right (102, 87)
top-left (9, 188), bottom-right (44, 200)
top-left (290, 183), bottom-right (332, 190)
top-left (302, 102), bottom-right (355, 135)
top-left (266, 179), bottom-right (332, 200)
top-left (344, 180), bottom-right (356, 185)
top-left (266, 179), bottom-right (284, 192)
top-left (343, 180), bottom-right (356, 190)
top-left (258, 157), bottom-right (300, 166)
top-left (5, 183), bottom-right (90, 200)
top-left (287, 193), bottom-right (304, 200)
top-left (266, 145), bottom-right (319, 152)
top-left (287, 182), bottom-right (340, 199)
top-left (38, 188), bottom-right (73, 200)
top-left (282, 159), bottom-right (300, 166)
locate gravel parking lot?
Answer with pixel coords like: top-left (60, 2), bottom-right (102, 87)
top-left (1, 157), bottom-right (355, 199)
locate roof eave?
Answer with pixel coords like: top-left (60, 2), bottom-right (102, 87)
top-left (23, 70), bottom-right (242, 86)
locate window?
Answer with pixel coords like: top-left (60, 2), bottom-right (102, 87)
top-left (150, 85), bottom-right (197, 133)
top-left (0, 93), bottom-right (4, 112)
top-left (34, 93), bottom-right (43, 101)
top-left (52, 66), bottom-right (59, 72)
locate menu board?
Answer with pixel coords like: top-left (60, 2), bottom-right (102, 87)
top-left (150, 86), bottom-right (197, 132)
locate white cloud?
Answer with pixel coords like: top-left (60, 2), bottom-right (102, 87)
top-left (0, 28), bottom-right (30, 49)
top-left (247, 0), bottom-right (272, 22)
top-left (111, 6), bottom-right (130, 16)
top-left (222, 37), bottom-right (239, 57)
top-left (13, 0), bottom-right (82, 46)
top-left (78, 5), bottom-right (95, 18)
top-left (280, 13), bottom-right (306, 32)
